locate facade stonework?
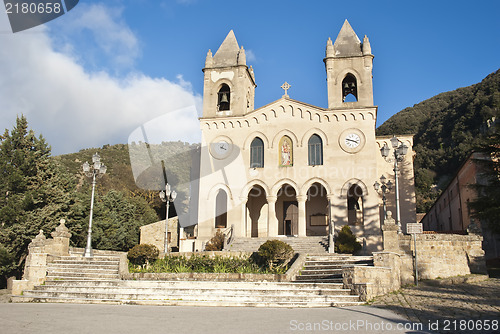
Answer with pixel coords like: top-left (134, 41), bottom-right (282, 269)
top-left (196, 21), bottom-right (417, 253)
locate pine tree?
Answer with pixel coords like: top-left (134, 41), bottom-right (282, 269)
top-left (0, 116), bottom-right (76, 284)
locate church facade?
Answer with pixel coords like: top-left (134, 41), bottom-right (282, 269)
top-left (195, 21), bottom-right (416, 252)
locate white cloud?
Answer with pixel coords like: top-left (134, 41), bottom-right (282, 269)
top-left (51, 3), bottom-right (140, 71)
top-left (0, 7), bottom-right (201, 155)
top-left (246, 49), bottom-right (257, 62)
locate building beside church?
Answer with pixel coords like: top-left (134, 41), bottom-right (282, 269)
top-left (421, 152), bottom-right (500, 259)
top-left (195, 20), bottom-right (416, 252)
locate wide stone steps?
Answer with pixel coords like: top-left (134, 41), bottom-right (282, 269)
top-left (45, 255), bottom-right (121, 281)
top-left (12, 252), bottom-right (366, 307)
top-left (39, 280), bottom-right (345, 290)
top-left (294, 254), bottom-right (374, 283)
top-left (13, 280), bottom-right (361, 307)
top-left (11, 296), bottom-right (361, 308)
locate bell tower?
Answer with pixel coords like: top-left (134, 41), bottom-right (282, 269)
top-left (324, 20), bottom-right (374, 109)
top-left (202, 30), bottom-right (256, 118)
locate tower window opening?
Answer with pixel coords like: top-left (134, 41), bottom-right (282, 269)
top-left (217, 84), bottom-right (230, 111)
top-left (342, 74), bottom-right (358, 102)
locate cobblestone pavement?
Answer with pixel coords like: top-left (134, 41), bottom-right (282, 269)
top-left (370, 276), bottom-right (500, 333)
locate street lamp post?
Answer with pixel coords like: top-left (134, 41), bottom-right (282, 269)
top-left (380, 136), bottom-right (408, 233)
top-left (159, 183), bottom-right (177, 254)
top-left (82, 153), bottom-right (107, 258)
top-left (373, 175), bottom-right (393, 222)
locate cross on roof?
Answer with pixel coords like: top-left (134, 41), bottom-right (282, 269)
top-left (281, 82), bottom-right (291, 97)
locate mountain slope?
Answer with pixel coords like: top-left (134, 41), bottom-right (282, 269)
top-left (377, 69), bottom-right (500, 212)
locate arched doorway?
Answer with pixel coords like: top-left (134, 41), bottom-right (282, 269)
top-left (276, 184), bottom-right (297, 236)
top-left (347, 184), bottom-right (364, 226)
top-left (306, 183), bottom-right (328, 236)
top-left (246, 185), bottom-right (267, 237)
top-left (215, 189), bottom-right (227, 228)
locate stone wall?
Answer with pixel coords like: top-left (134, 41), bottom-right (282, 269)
top-left (344, 219), bottom-right (488, 301)
top-left (342, 251), bottom-right (402, 301)
top-left (11, 219), bottom-right (71, 295)
top-left (140, 217), bottom-right (179, 253)
top-left (399, 233), bottom-right (487, 280)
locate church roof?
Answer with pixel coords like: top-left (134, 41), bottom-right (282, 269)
top-left (333, 20), bottom-right (362, 57)
top-left (213, 30), bottom-right (241, 67)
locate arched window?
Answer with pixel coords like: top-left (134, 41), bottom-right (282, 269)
top-left (342, 74), bottom-right (358, 102)
top-left (250, 137), bottom-right (264, 168)
top-left (308, 134), bottom-right (323, 166)
top-left (217, 84), bottom-right (230, 111)
top-left (215, 189), bottom-right (227, 228)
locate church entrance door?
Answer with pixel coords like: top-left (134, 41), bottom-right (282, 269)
top-left (283, 201), bottom-right (298, 236)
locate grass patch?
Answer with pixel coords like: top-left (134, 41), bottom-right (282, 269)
top-left (129, 254), bottom-right (288, 274)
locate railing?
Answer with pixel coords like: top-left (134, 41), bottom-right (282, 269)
top-left (222, 224), bottom-right (235, 251)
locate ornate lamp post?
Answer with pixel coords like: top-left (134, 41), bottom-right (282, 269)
top-left (159, 183), bottom-right (177, 254)
top-left (82, 153), bottom-right (107, 258)
top-left (373, 175), bottom-right (393, 222)
top-left (380, 136), bottom-right (408, 233)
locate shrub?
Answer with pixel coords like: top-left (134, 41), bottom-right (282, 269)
top-left (257, 240), bottom-right (294, 269)
top-left (205, 229), bottom-right (225, 251)
top-left (335, 225), bottom-right (362, 254)
top-left (127, 244), bottom-right (159, 266)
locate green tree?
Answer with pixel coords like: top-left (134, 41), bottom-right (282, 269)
top-left (69, 189), bottom-right (158, 252)
top-left (469, 126), bottom-right (500, 234)
top-left (0, 116), bottom-right (76, 284)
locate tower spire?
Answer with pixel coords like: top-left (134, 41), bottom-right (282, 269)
top-left (213, 30), bottom-right (241, 67)
top-left (333, 19), bottom-right (362, 57)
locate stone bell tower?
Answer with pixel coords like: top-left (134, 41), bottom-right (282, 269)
top-left (324, 20), bottom-right (374, 109)
top-left (202, 30), bottom-right (257, 118)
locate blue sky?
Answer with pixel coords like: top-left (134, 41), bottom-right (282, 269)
top-left (1, 0), bottom-right (499, 155)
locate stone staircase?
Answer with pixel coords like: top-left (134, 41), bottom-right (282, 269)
top-left (12, 280), bottom-right (362, 307)
top-left (12, 251), bottom-right (364, 307)
top-left (294, 254), bottom-right (374, 283)
top-left (45, 254), bottom-right (121, 281)
top-left (228, 236), bottom-right (328, 253)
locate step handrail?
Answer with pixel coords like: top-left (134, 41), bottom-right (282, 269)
top-left (222, 224), bottom-right (235, 250)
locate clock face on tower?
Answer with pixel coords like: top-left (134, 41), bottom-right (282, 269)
top-left (210, 139), bottom-right (232, 159)
top-left (339, 129), bottom-right (365, 153)
top-left (345, 133), bottom-right (361, 148)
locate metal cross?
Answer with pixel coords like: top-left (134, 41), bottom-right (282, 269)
top-left (281, 82), bottom-right (291, 97)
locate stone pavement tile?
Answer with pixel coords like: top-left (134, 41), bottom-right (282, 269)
top-left (370, 278), bottom-right (500, 333)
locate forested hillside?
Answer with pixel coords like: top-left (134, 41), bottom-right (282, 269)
top-left (377, 70), bottom-right (500, 212)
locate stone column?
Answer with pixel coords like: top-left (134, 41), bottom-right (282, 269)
top-left (297, 195), bottom-right (307, 237)
top-left (240, 198), bottom-right (249, 237)
top-left (267, 196), bottom-right (278, 236)
top-left (381, 211), bottom-right (400, 252)
top-left (327, 195), bottom-right (336, 253)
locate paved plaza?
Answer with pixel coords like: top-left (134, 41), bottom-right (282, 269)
top-left (370, 276), bottom-right (500, 333)
top-left (0, 276), bottom-right (499, 333)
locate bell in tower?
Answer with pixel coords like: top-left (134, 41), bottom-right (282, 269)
top-left (202, 30), bottom-right (257, 118)
top-left (324, 20), bottom-right (374, 109)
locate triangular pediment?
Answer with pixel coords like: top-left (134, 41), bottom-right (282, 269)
top-left (250, 97), bottom-right (325, 117)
